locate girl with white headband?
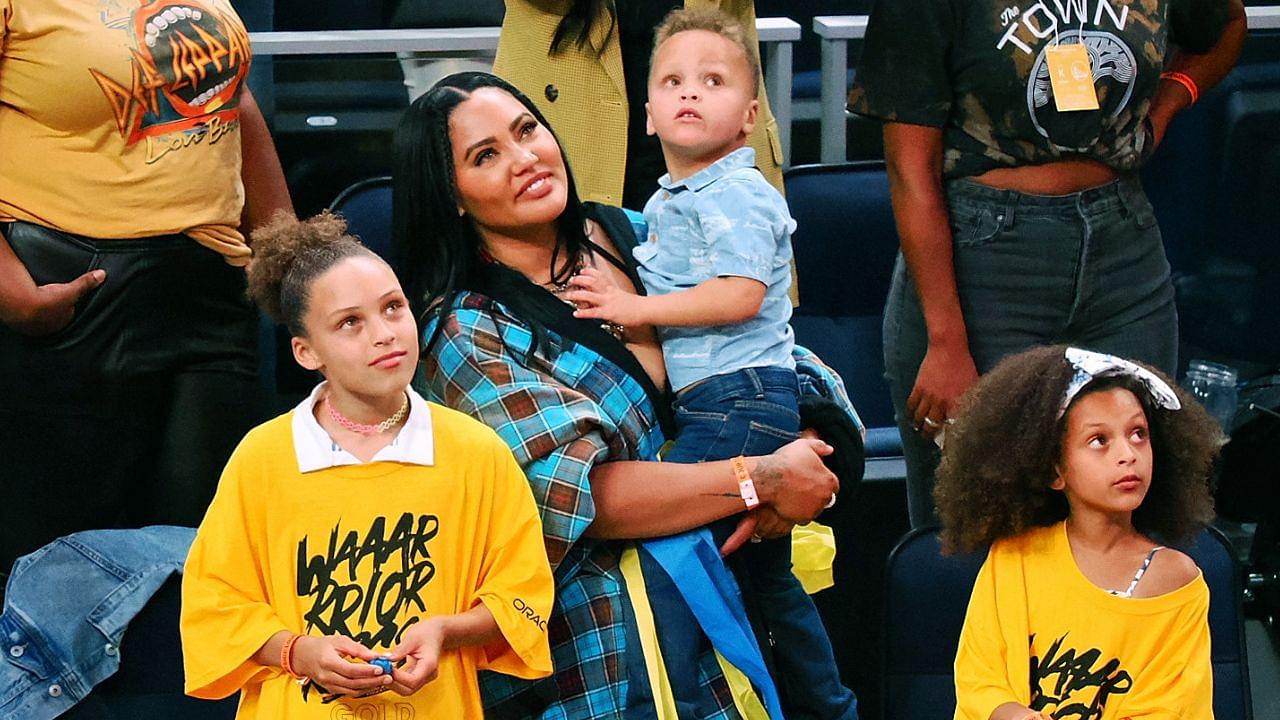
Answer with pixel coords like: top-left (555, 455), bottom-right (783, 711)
top-left (934, 345), bottom-right (1221, 720)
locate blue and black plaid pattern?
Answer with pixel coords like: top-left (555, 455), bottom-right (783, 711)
top-left (417, 291), bottom-right (861, 719)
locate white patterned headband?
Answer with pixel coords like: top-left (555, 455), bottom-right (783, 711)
top-left (1059, 347), bottom-right (1181, 419)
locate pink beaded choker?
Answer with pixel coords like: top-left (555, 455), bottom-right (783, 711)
top-left (325, 392), bottom-right (410, 434)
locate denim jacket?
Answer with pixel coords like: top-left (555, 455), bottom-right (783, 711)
top-left (0, 526), bottom-right (194, 720)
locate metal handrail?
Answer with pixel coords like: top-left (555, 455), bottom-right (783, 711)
top-left (814, 6), bottom-right (1280, 163)
top-left (249, 18), bottom-right (802, 162)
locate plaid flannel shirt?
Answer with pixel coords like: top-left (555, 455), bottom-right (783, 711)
top-left (417, 289), bottom-right (861, 720)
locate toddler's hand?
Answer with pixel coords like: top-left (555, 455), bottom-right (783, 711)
top-left (565, 267), bottom-right (648, 327)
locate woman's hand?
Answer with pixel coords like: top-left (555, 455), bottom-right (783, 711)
top-left (386, 617), bottom-right (447, 695)
top-left (754, 437), bottom-right (838, 524)
top-left (908, 340), bottom-right (977, 440)
top-left (883, 122), bottom-right (977, 440)
top-left (290, 635), bottom-right (391, 696)
top-left (0, 237), bottom-right (105, 336)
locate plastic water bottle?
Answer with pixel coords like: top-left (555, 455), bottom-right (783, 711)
top-left (1182, 360), bottom-right (1239, 431)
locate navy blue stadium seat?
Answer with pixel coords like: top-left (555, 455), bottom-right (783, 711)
top-left (880, 527), bottom-right (1252, 720)
top-left (1188, 527), bottom-right (1254, 720)
top-left (330, 176), bottom-right (394, 261)
top-left (785, 161), bottom-right (900, 456)
top-left (880, 529), bottom-right (984, 720)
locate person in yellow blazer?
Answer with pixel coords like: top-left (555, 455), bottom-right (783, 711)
top-left (494, 1), bottom-right (785, 209)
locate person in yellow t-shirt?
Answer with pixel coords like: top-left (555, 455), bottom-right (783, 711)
top-left (934, 345), bottom-right (1223, 720)
top-left (0, 0), bottom-right (294, 578)
top-left (180, 212), bottom-right (554, 719)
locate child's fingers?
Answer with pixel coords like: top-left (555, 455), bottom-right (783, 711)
top-left (313, 663), bottom-right (390, 695)
top-left (393, 654), bottom-right (440, 693)
top-left (329, 635), bottom-right (378, 662)
top-left (564, 290), bottom-right (603, 308)
top-left (387, 641), bottom-right (411, 664)
top-left (561, 289), bottom-right (588, 304)
top-left (719, 514), bottom-right (758, 557)
top-left (573, 305), bottom-right (607, 320)
top-left (582, 267), bottom-right (618, 288)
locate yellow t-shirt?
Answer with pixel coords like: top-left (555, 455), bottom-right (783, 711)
top-left (181, 401), bottom-right (555, 719)
top-left (0, 0), bottom-right (251, 261)
top-left (954, 522), bottom-right (1213, 720)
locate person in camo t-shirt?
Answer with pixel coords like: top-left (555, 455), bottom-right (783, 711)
top-left (849, 0), bottom-right (1246, 528)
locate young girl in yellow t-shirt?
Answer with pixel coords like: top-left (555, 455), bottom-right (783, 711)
top-left (935, 345), bottom-right (1222, 720)
top-left (180, 212), bottom-right (554, 719)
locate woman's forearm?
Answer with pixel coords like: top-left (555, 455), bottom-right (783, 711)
top-left (1151, 1), bottom-right (1247, 127)
top-left (583, 457), bottom-right (753, 539)
top-left (584, 438), bottom-right (838, 538)
top-left (237, 88), bottom-right (294, 234)
top-left (883, 123), bottom-right (970, 353)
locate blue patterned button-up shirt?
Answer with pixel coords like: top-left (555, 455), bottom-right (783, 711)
top-left (636, 147), bottom-right (798, 391)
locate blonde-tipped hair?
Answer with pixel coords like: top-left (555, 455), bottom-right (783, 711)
top-left (651, 7), bottom-right (761, 98)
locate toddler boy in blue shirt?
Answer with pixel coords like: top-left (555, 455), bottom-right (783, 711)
top-left (566, 8), bottom-right (857, 719)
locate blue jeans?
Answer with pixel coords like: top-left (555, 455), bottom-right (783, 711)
top-left (884, 175), bottom-right (1179, 527)
top-left (660, 366), bottom-right (858, 720)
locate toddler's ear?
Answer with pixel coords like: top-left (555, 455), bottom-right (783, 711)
top-left (1049, 468), bottom-right (1066, 491)
top-left (741, 98), bottom-right (758, 136)
top-left (645, 102), bottom-right (656, 136)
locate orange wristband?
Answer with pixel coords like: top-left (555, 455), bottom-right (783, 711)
top-left (1160, 71), bottom-right (1199, 105)
top-left (280, 633), bottom-right (305, 679)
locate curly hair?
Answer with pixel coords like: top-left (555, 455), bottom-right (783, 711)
top-left (245, 210), bottom-right (375, 336)
top-left (935, 345), bottom-right (1220, 554)
top-left (651, 7), bottom-right (761, 98)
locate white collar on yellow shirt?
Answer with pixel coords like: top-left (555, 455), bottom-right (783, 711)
top-left (291, 382), bottom-right (435, 473)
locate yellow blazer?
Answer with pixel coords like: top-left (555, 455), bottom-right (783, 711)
top-left (494, 0), bottom-right (786, 206)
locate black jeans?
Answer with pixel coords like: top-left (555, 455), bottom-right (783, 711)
top-left (0, 222), bottom-right (262, 577)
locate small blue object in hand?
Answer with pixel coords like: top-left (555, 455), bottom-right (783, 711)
top-left (371, 657), bottom-right (394, 675)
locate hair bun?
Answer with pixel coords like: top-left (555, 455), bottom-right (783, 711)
top-left (246, 210), bottom-right (363, 326)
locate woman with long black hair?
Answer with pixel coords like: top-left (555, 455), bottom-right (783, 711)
top-left (393, 71), bottom-right (859, 719)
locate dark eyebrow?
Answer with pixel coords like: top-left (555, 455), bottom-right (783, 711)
top-left (464, 136), bottom-right (496, 161)
top-left (327, 290), bottom-right (400, 319)
top-left (510, 112), bottom-right (534, 132)
top-left (463, 113), bottom-right (535, 161)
